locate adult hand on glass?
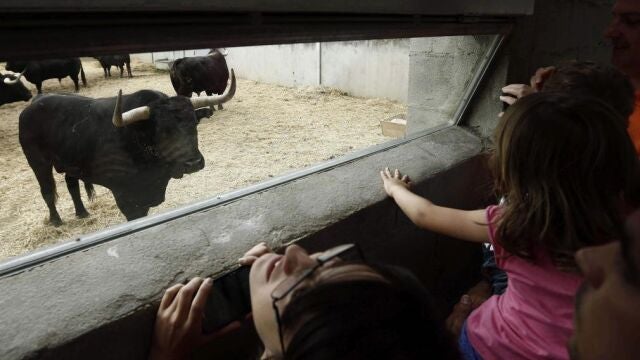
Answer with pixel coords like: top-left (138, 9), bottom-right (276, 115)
top-left (149, 277), bottom-right (241, 360)
top-left (380, 167), bottom-right (411, 197)
top-left (238, 242), bottom-right (273, 266)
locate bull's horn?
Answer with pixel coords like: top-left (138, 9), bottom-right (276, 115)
top-left (112, 89), bottom-right (150, 127)
top-left (190, 69), bottom-right (236, 109)
top-left (219, 48), bottom-right (229, 56)
top-left (3, 69), bottom-right (25, 85)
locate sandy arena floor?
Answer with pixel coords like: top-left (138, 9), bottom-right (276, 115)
top-left (0, 58), bottom-right (406, 261)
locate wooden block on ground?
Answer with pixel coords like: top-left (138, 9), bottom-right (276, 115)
top-left (380, 117), bottom-right (407, 138)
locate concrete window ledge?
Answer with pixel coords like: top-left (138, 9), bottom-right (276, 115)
top-left (0, 125), bottom-right (483, 360)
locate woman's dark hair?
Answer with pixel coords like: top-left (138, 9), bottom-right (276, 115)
top-left (542, 61), bottom-right (635, 122)
top-left (490, 92), bottom-right (640, 270)
top-left (280, 264), bottom-right (459, 360)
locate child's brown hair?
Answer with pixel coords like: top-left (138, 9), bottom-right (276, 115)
top-left (490, 92), bottom-right (640, 270)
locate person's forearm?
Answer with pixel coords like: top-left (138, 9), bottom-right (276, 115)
top-left (390, 186), bottom-right (435, 229)
top-left (389, 185), bottom-right (489, 243)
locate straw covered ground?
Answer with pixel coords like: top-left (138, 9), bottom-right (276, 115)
top-left (0, 58), bottom-right (405, 260)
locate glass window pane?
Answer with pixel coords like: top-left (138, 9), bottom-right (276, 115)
top-left (0, 35), bottom-right (498, 261)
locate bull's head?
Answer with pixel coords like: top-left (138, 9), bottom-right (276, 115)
top-left (3, 69), bottom-right (26, 85)
top-left (110, 69), bottom-right (236, 178)
top-left (112, 69), bottom-right (236, 126)
top-left (1, 72), bottom-right (32, 103)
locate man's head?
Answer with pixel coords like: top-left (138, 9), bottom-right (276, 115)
top-left (570, 210), bottom-right (640, 359)
top-left (605, 0), bottom-right (640, 87)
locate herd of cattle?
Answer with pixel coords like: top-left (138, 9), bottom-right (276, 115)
top-left (1, 50), bottom-right (236, 225)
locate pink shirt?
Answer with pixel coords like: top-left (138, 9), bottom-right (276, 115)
top-left (466, 205), bottom-right (583, 360)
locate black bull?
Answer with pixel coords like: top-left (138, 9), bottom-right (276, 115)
top-left (170, 50), bottom-right (229, 110)
top-left (19, 71), bottom-right (235, 225)
top-left (96, 55), bottom-right (132, 78)
top-left (1, 73), bottom-right (32, 106)
top-left (6, 58), bottom-right (87, 94)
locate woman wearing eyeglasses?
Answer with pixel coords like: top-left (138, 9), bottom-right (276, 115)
top-left (148, 242), bottom-right (459, 360)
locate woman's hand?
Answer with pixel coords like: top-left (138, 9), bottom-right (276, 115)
top-left (238, 242), bottom-right (273, 266)
top-left (380, 167), bottom-right (411, 198)
top-left (149, 277), bottom-right (241, 360)
top-left (498, 67), bottom-right (555, 116)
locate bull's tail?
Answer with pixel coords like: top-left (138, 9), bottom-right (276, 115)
top-left (80, 65), bottom-right (87, 87)
top-left (84, 181), bottom-right (95, 201)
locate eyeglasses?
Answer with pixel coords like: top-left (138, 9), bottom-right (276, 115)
top-left (270, 243), bottom-right (365, 356)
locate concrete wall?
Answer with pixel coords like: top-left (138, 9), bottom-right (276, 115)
top-left (319, 40), bottom-right (410, 102)
top-left (226, 40), bottom-right (410, 102)
top-left (135, 40), bottom-right (410, 102)
top-left (131, 49), bottom-right (209, 65)
top-left (225, 43), bottom-right (320, 89)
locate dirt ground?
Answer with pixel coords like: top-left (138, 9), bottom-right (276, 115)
top-left (0, 58), bottom-right (406, 261)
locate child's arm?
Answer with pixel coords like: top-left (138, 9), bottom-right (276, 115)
top-left (380, 168), bottom-right (489, 243)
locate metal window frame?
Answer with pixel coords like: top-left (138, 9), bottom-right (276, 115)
top-left (0, 4), bottom-right (517, 276)
top-left (0, 0), bottom-right (534, 14)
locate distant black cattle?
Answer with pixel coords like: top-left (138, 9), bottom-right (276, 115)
top-left (19, 70), bottom-right (235, 225)
top-left (1, 72), bottom-right (32, 106)
top-left (170, 49), bottom-right (230, 110)
top-left (6, 58), bottom-right (86, 94)
top-left (95, 55), bottom-right (132, 78)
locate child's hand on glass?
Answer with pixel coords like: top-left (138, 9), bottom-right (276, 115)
top-left (380, 167), bottom-right (411, 197)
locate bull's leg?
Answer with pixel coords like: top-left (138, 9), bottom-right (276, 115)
top-left (119, 65), bottom-right (124, 78)
top-left (103, 68), bottom-right (108, 78)
top-left (31, 163), bottom-right (62, 225)
top-left (126, 62), bottom-right (132, 78)
top-left (42, 188), bottom-right (63, 226)
top-left (70, 74), bottom-right (80, 92)
top-left (35, 82), bottom-right (43, 94)
top-left (107, 67), bottom-right (111, 77)
top-left (113, 193), bottom-right (150, 221)
top-left (84, 181), bottom-right (95, 201)
top-left (40, 174), bottom-right (62, 226)
top-left (22, 145), bottom-right (62, 225)
top-left (65, 175), bottom-right (90, 218)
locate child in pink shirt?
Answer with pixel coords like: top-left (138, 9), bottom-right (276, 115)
top-left (380, 92), bottom-right (640, 359)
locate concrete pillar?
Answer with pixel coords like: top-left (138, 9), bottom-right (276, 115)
top-left (463, 0), bottom-right (616, 140)
top-left (407, 35), bottom-right (496, 134)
